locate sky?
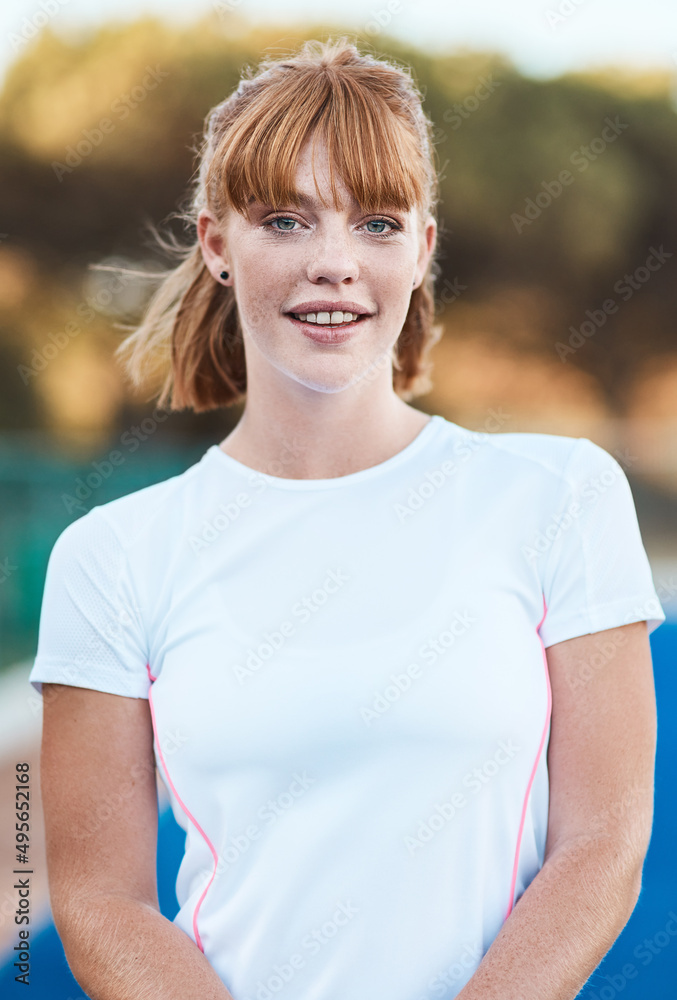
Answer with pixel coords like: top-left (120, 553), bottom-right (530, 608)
top-left (2, 0), bottom-right (677, 87)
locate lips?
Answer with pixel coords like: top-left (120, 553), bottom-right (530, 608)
top-left (286, 313), bottom-right (364, 343)
top-left (286, 301), bottom-right (373, 319)
top-left (291, 310), bottom-right (362, 326)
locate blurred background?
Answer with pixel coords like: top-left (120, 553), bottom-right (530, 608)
top-left (0, 1), bottom-right (676, 997)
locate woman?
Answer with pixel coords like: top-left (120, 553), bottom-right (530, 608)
top-left (31, 37), bottom-right (665, 1000)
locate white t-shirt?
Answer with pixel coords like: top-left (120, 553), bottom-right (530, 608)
top-left (30, 414), bottom-right (665, 1000)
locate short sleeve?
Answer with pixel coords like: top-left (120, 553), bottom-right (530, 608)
top-left (28, 508), bottom-right (150, 698)
top-left (538, 437), bottom-right (666, 648)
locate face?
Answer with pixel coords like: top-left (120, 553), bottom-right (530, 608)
top-left (197, 134), bottom-right (436, 398)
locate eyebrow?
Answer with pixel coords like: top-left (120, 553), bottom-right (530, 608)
top-left (247, 192), bottom-right (355, 211)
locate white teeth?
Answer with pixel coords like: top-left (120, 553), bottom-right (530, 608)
top-left (292, 311), bottom-right (359, 325)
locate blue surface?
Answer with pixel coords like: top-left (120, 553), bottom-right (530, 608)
top-left (1, 624), bottom-right (676, 998)
top-left (0, 804), bottom-right (186, 997)
top-left (577, 621), bottom-right (677, 999)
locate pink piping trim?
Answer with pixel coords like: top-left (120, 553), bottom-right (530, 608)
top-left (145, 662), bottom-right (219, 952)
top-left (504, 593), bottom-right (552, 922)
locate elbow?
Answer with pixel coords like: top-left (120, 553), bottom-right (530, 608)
top-left (554, 833), bottom-right (649, 926)
top-left (51, 891), bottom-right (122, 984)
top-left (600, 811), bottom-right (653, 917)
top-left (622, 827), bottom-right (652, 913)
top-left (50, 887), bottom-right (159, 979)
top-left (627, 860), bottom-right (646, 912)
top-left (50, 897), bottom-right (96, 980)
top-left (606, 848), bottom-right (647, 929)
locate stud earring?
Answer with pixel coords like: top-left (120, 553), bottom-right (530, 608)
top-left (220, 270), bottom-right (229, 280)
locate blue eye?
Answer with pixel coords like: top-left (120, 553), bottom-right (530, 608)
top-left (264, 215), bottom-right (401, 238)
top-left (269, 217), bottom-right (298, 231)
top-left (364, 218), bottom-right (403, 238)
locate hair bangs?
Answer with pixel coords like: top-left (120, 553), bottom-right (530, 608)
top-left (207, 69), bottom-right (428, 218)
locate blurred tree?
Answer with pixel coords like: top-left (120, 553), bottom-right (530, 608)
top-left (0, 16), bottom-right (675, 432)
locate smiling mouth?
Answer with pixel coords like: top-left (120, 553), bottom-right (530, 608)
top-left (288, 311), bottom-right (368, 328)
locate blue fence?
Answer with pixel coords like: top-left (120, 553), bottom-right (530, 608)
top-left (0, 434), bottom-right (207, 671)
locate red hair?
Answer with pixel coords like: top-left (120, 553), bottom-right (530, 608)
top-left (112, 36), bottom-right (443, 410)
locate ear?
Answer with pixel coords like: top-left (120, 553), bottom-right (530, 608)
top-left (197, 209), bottom-right (231, 284)
top-left (412, 214), bottom-right (437, 290)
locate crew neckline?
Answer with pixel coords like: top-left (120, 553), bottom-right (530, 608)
top-left (205, 414), bottom-right (446, 490)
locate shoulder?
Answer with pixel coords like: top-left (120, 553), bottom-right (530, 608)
top-left (440, 417), bottom-right (623, 488)
top-left (80, 450), bottom-right (211, 549)
top-left (50, 449), bottom-right (212, 564)
top-left (485, 433), bottom-right (631, 505)
top-left (431, 419), bottom-right (632, 524)
top-left (482, 429), bottom-right (589, 480)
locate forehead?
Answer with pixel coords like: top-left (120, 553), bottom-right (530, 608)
top-left (240, 131), bottom-right (417, 217)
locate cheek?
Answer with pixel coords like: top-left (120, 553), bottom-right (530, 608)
top-left (369, 246), bottom-right (417, 293)
top-left (379, 267), bottom-right (416, 318)
top-left (234, 249), bottom-right (286, 324)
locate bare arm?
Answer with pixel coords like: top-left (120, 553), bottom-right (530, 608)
top-left (41, 683), bottom-right (234, 1000)
top-left (455, 621), bottom-right (657, 1000)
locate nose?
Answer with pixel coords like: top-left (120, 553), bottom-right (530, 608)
top-left (305, 220), bottom-right (359, 284)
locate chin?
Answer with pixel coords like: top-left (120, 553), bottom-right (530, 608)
top-left (279, 363), bottom-right (368, 395)
top-left (288, 373), bottom-right (362, 395)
